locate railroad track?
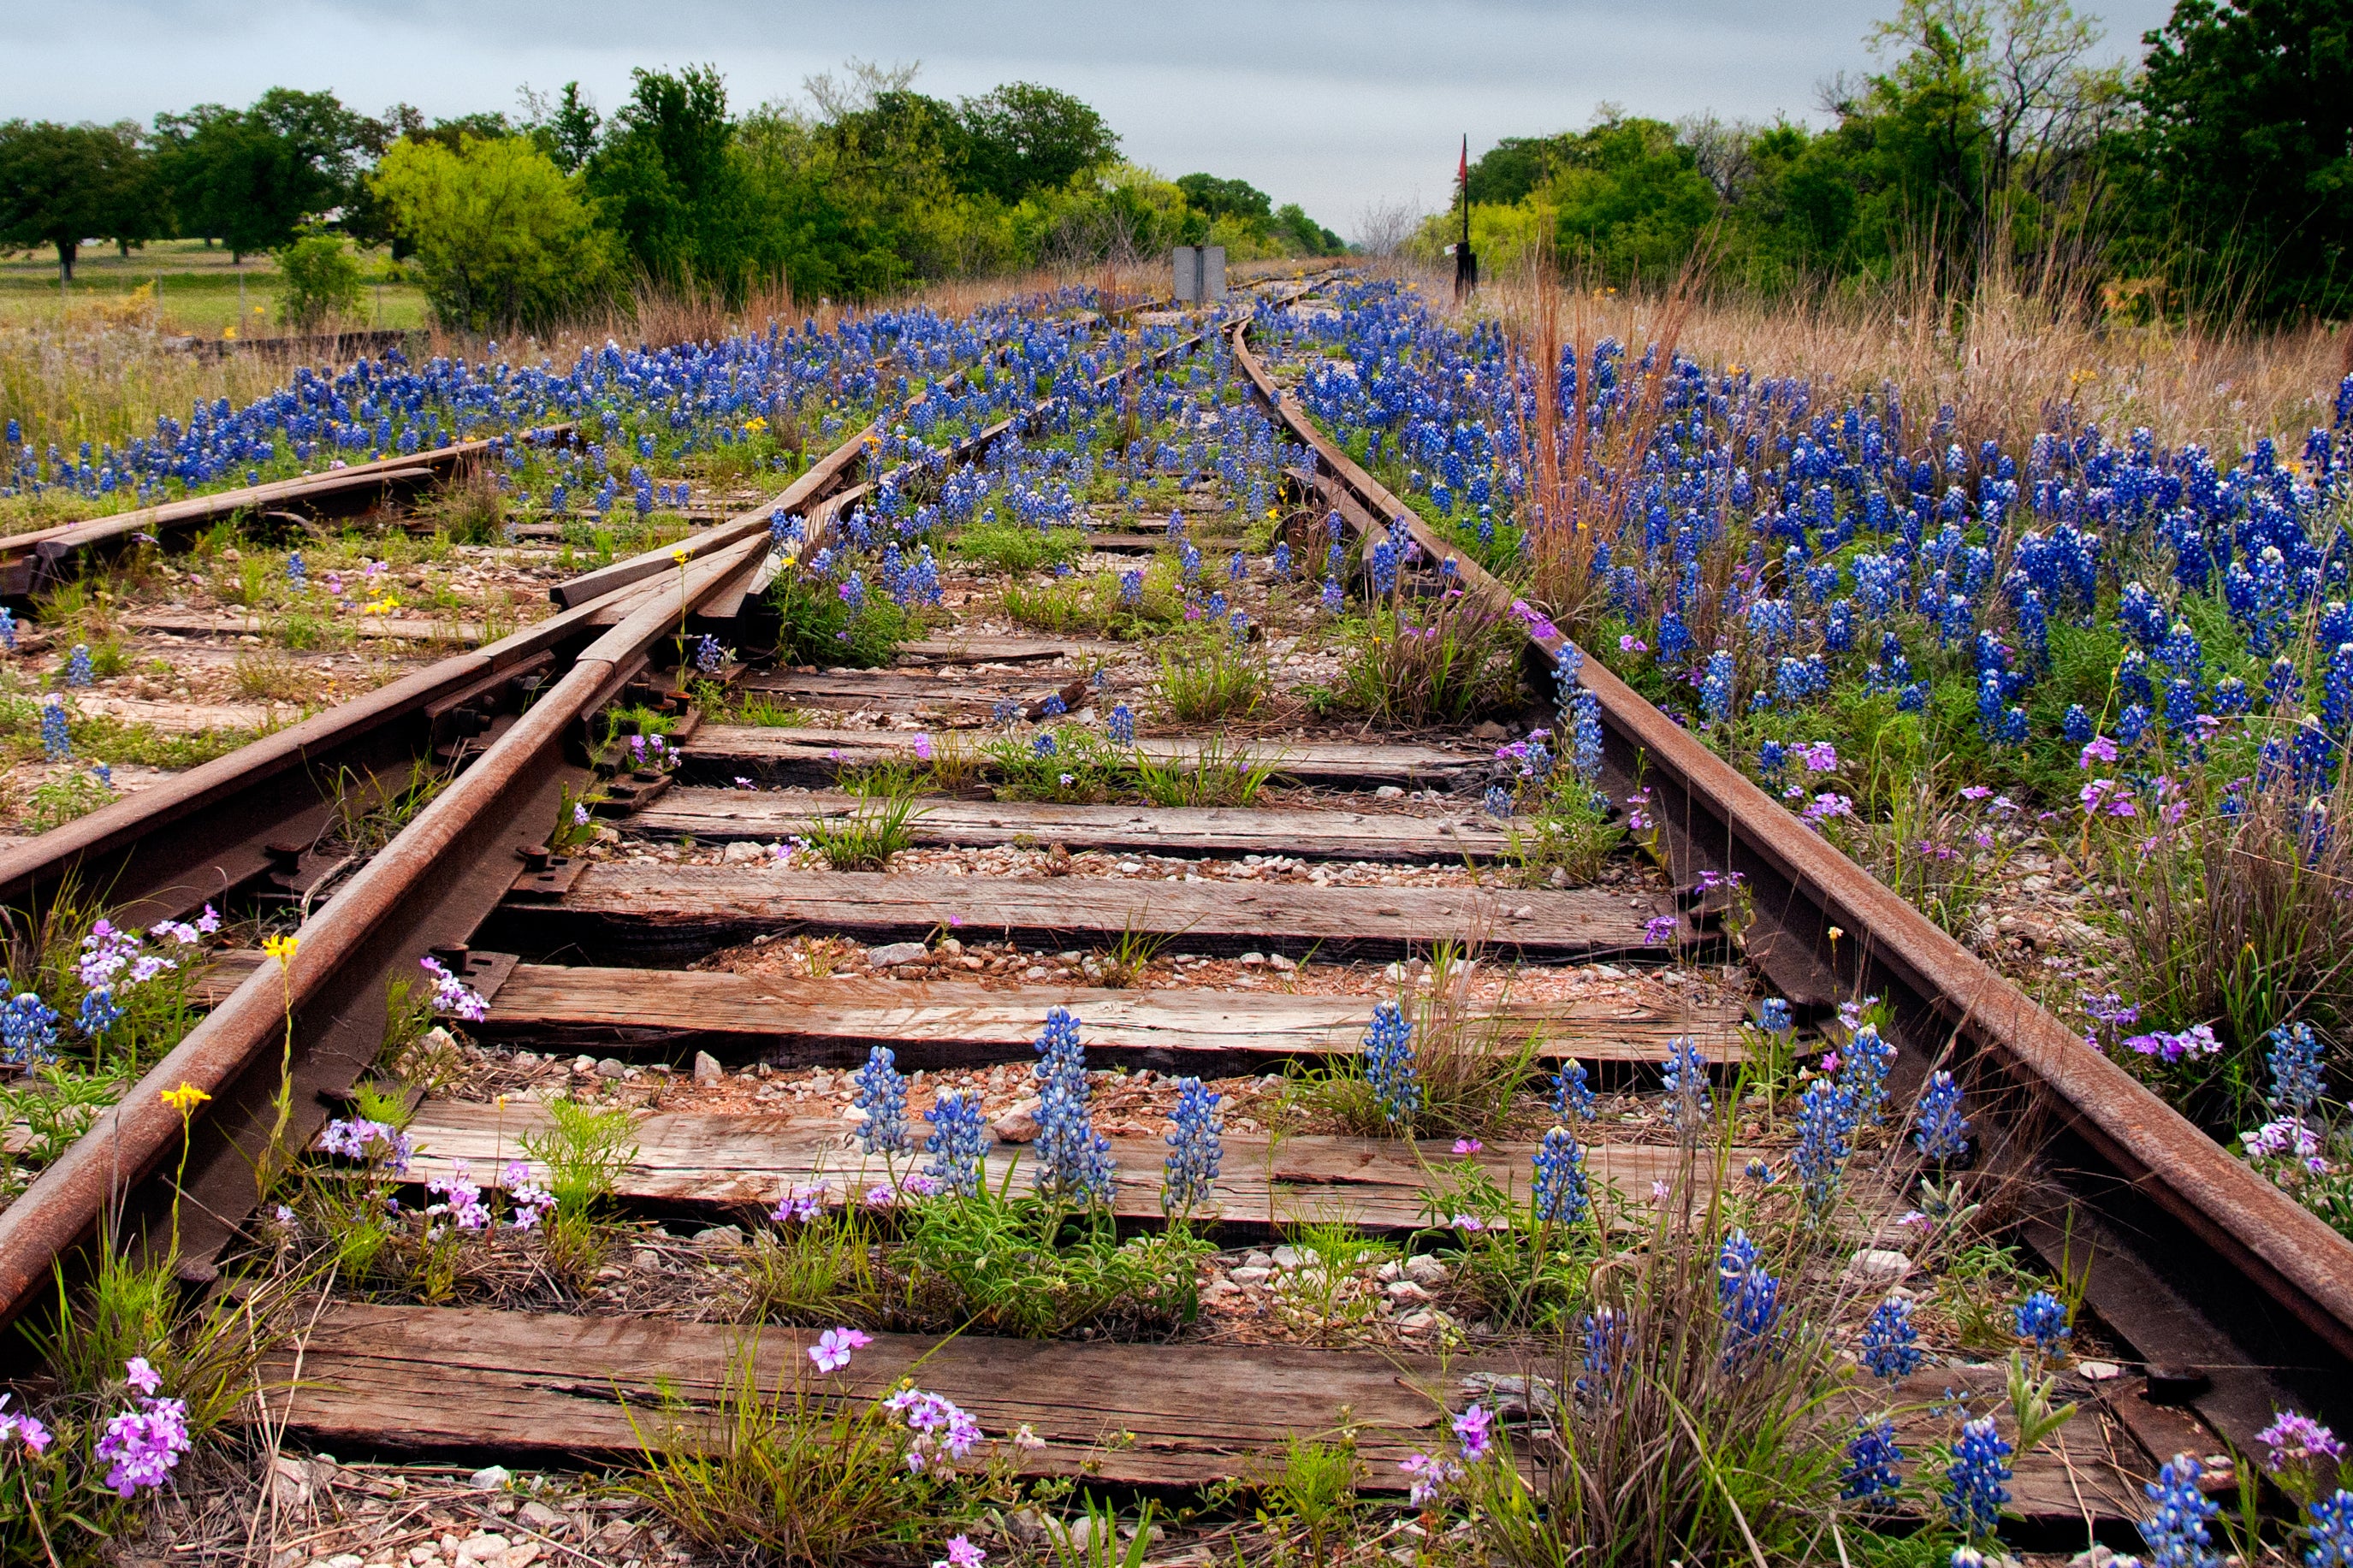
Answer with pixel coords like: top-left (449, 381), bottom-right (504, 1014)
top-left (0, 270), bottom-right (2335, 1559)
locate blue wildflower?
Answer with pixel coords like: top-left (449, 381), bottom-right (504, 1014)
top-left (2136, 1453), bottom-right (2219, 1567)
top-left (1661, 1036), bottom-right (1712, 1131)
top-left (2014, 1290), bottom-right (2072, 1358)
top-left (1914, 1070), bottom-right (1971, 1163)
top-left (1859, 1298), bottom-right (1923, 1380)
top-left (1, 989), bottom-right (61, 1066)
top-left (2304, 1489), bottom-right (2353, 1568)
top-left (1033, 1007), bottom-right (1114, 1205)
top-left (1162, 1076), bottom-right (1222, 1216)
top-left (1551, 1059), bottom-right (1597, 1121)
top-left (922, 1090), bottom-right (993, 1198)
top-left (2269, 1022), bottom-right (2326, 1119)
top-left (1531, 1125), bottom-right (1588, 1225)
top-left (1793, 1076), bottom-right (1856, 1222)
top-left (64, 644), bottom-right (93, 688)
top-left (1107, 704), bottom-right (1135, 746)
top-left (1842, 1419), bottom-right (1904, 1500)
top-left (851, 1046), bottom-right (911, 1154)
top-left (75, 986), bottom-right (122, 1040)
top-left (1945, 1416), bottom-right (2013, 1538)
top-left (40, 701), bottom-right (70, 760)
top-left (1841, 1023), bottom-right (1896, 1124)
top-left (1361, 1000), bottom-right (1421, 1124)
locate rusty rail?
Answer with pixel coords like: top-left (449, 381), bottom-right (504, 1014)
top-left (1228, 314), bottom-right (2353, 1443)
top-left (0, 427), bottom-right (576, 598)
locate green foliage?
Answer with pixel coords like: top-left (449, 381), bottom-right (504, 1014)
top-left (950, 521), bottom-right (1088, 573)
top-left (1304, 944), bottom-right (1542, 1139)
top-left (1153, 633), bottom-right (1267, 723)
top-left (271, 232), bottom-right (364, 327)
top-left (1505, 774), bottom-right (1626, 887)
top-left (1126, 736), bottom-right (1281, 808)
top-left (155, 88), bottom-right (374, 261)
top-left (1002, 561), bottom-right (1184, 638)
top-left (770, 571), bottom-right (922, 668)
top-left (372, 133), bottom-right (621, 330)
top-left (1333, 597), bottom-right (1522, 727)
top-left (802, 791), bottom-right (929, 871)
top-left (0, 119), bottom-right (152, 281)
top-left (25, 770), bottom-right (119, 833)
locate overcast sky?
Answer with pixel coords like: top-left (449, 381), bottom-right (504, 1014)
top-left (3, 0), bottom-right (2175, 238)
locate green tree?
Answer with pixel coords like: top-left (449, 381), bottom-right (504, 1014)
top-left (586, 65), bottom-right (777, 295)
top-left (956, 83), bottom-right (1118, 201)
top-left (521, 82), bottom-right (603, 173)
top-left (1545, 115), bottom-right (1723, 284)
top-left (1176, 172), bottom-right (1272, 222)
top-left (0, 120), bottom-right (148, 280)
top-left (2137, 0), bottom-right (2353, 317)
top-left (372, 133), bottom-right (619, 330)
top-left (156, 89), bottom-right (370, 260)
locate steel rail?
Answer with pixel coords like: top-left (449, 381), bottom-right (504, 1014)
top-left (1228, 313), bottom-right (2353, 1440)
top-left (0, 427), bottom-right (577, 598)
top-left (0, 311), bottom-right (1235, 1330)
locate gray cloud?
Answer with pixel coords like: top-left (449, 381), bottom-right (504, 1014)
top-left (2, 0), bottom-right (2174, 236)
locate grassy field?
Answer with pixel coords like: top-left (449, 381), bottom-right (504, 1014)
top-left (0, 238), bottom-right (431, 335)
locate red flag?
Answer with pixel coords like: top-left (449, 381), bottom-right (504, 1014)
top-left (1458, 134), bottom-right (1468, 186)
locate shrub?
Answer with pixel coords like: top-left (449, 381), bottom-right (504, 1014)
top-left (371, 133), bottom-right (621, 332)
top-left (271, 234), bottom-right (364, 329)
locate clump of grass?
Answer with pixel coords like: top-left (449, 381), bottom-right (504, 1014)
top-left (1127, 735), bottom-right (1284, 808)
top-left (626, 1335), bottom-right (981, 1565)
top-left (892, 1192), bottom-right (1209, 1339)
top-left (327, 757), bottom-right (452, 855)
top-left (951, 521), bottom-right (1088, 573)
top-left (1304, 941), bottom-right (1540, 1139)
top-left (229, 648), bottom-right (321, 704)
top-left (519, 1095), bottom-right (642, 1289)
top-left (803, 791), bottom-right (929, 872)
top-left (1333, 592), bottom-right (1521, 726)
top-left (1002, 562), bottom-right (1184, 639)
top-left (25, 769), bottom-right (118, 832)
top-left (1153, 633), bottom-right (1267, 723)
top-left (420, 470), bottom-right (506, 545)
top-left (1505, 774), bottom-right (1625, 887)
top-left (771, 571), bottom-right (922, 669)
top-left (984, 724), bottom-right (1120, 803)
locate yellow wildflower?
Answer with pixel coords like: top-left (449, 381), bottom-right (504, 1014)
top-left (162, 1082), bottom-right (210, 1115)
top-left (745, 415), bottom-right (768, 432)
top-left (263, 932), bottom-right (299, 966)
top-left (671, 547), bottom-right (692, 567)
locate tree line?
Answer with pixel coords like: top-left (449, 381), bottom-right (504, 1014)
top-left (0, 62), bottom-right (1347, 328)
top-left (1425, 0), bottom-right (2348, 321)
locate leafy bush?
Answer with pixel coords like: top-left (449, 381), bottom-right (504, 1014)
top-left (769, 571), bottom-right (924, 668)
top-left (371, 133), bottom-right (621, 331)
top-left (271, 233), bottom-right (365, 328)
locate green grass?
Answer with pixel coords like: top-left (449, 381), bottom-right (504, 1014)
top-left (950, 521), bottom-right (1088, 573)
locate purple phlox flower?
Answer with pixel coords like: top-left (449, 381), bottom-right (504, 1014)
top-left (2258, 1411), bottom-right (2344, 1475)
top-left (2122, 1023), bottom-right (2221, 1062)
top-left (773, 1184), bottom-right (826, 1223)
top-left (2079, 736), bottom-right (2119, 767)
top-left (2244, 1117), bottom-right (2325, 1163)
top-left (1959, 784), bottom-right (1993, 800)
top-left (125, 1357), bottom-right (161, 1396)
top-left (96, 1393), bottom-right (190, 1497)
top-left (1799, 741), bottom-right (1840, 772)
top-left (1453, 1404), bottom-right (1495, 1461)
top-left (1449, 1212), bottom-right (1487, 1231)
top-left (1619, 633), bottom-right (1649, 654)
top-left (426, 1158), bottom-right (489, 1231)
top-left (886, 1386), bottom-right (984, 1473)
top-left (1400, 1450), bottom-right (1464, 1506)
top-left (419, 955), bottom-right (489, 1022)
top-left (1644, 914), bottom-right (1680, 944)
top-left (911, 733), bottom-right (934, 761)
top-left (1452, 1138), bottom-right (1482, 1155)
top-left (934, 1535), bottom-right (987, 1568)
top-left (808, 1326), bottom-right (873, 1373)
top-left (503, 1160), bottom-right (556, 1230)
top-left (0, 1393), bottom-right (52, 1454)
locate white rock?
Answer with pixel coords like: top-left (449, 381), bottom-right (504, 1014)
top-left (451, 1535), bottom-right (508, 1568)
top-left (1228, 1266), bottom-right (1273, 1287)
top-left (469, 1466), bottom-right (511, 1492)
top-left (720, 840), bottom-right (767, 864)
top-left (572, 1055), bottom-right (597, 1074)
top-left (1270, 1245), bottom-right (1306, 1269)
top-left (1268, 954), bottom-right (1296, 973)
top-left (1240, 952), bottom-right (1267, 966)
top-left (993, 1099), bottom-right (1042, 1142)
top-left (1842, 1249), bottom-right (1911, 1287)
top-left (518, 1500), bottom-right (567, 1530)
top-left (1385, 1280), bottom-right (1434, 1303)
top-left (692, 1050), bottom-right (723, 1086)
top-left (595, 1058), bottom-right (625, 1079)
top-left (1374, 784), bottom-right (1405, 799)
top-left (1402, 1254), bottom-right (1451, 1286)
top-left (2077, 1360), bottom-right (2125, 1381)
top-left (842, 1105), bottom-right (870, 1123)
top-left (868, 941), bottom-right (928, 967)
top-left (693, 1224), bottom-right (744, 1249)
top-left (1243, 1249), bottom-right (1274, 1268)
top-left (1375, 1260), bottom-right (1402, 1282)
top-left (1200, 1279), bottom-right (1242, 1304)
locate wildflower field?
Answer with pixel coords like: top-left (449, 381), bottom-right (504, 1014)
top-left (0, 266), bottom-right (2350, 1568)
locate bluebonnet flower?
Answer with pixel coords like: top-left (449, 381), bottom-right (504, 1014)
top-left (696, 634), bottom-right (725, 674)
top-left (1483, 784), bottom-right (1514, 818)
top-left (1660, 1036), bottom-right (1711, 1131)
top-left (1841, 1023), bottom-right (1896, 1124)
top-left (1860, 1298), bottom-right (1923, 1380)
top-left (1320, 577), bottom-right (1344, 612)
top-left (1568, 689), bottom-right (1603, 781)
top-left (1551, 1059), bottom-right (1597, 1121)
top-left (1162, 1076), bottom-right (1222, 1216)
top-left (0, 606), bottom-right (15, 651)
top-left (851, 1045), bottom-right (911, 1154)
top-left (1228, 549), bottom-right (1247, 583)
top-left (1361, 1000), bottom-right (1421, 1124)
top-left (1944, 1416), bottom-right (2013, 1538)
top-left (1842, 1419), bottom-right (1903, 1500)
top-left (839, 571), bottom-right (866, 610)
top-left (1579, 1307), bottom-right (1631, 1397)
top-left (1794, 1076), bottom-right (1856, 1221)
top-left (2014, 1290), bottom-right (2072, 1358)
top-left (993, 698), bottom-right (1019, 725)
top-left (2063, 704), bottom-right (2094, 743)
top-left (1031, 731), bottom-right (1057, 760)
top-left (1040, 692), bottom-right (1067, 718)
top-left (922, 1090), bottom-right (993, 1198)
top-left (1699, 651), bottom-right (1736, 723)
top-left (2, 989), bottom-right (62, 1065)
top-left (1531, 1125), bottom-right (1588, 1224)
top-left (1033, 1007), bottom-right (1113, 1205)
top-left (2304, 1489), bottom-right (2353, 1567)
top-left (2136, 1453), bottom-right (2219, 1567)
top-left (63, 644), bottom-right (93, 688)
top-left (286, 551), bottom-right (305, 587)
top-left (1271, 541), bottom-right (1292, 577)
top-left (1915, 1070), bottom-right (1971, 1163)
top-left (1107, 703), bottom-right (1135, 745)
top-left (76, 986), bottom-right (122, 1040)
top-left (1720, 1252), bottom-right (1782, 1370)
top-left (2269, 1022), bottom-right (2326, 1118)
